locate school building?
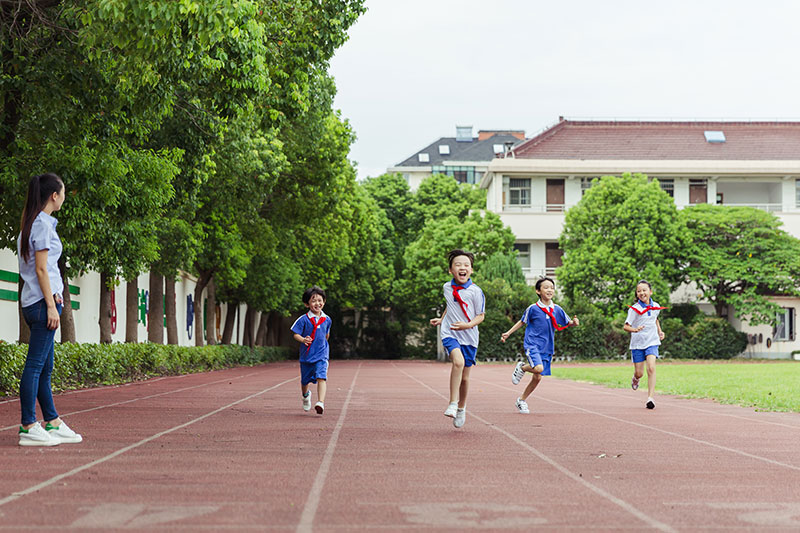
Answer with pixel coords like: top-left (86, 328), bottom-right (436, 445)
top-left (387, 125), bottom-right (526, 191)
top-left (479, 117), bottom-right (800, 359)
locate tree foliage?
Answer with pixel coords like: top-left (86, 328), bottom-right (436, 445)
top-left (682, 204), bottom-right (800, 325)
top-left (559, 174), bottom-right (688, 313)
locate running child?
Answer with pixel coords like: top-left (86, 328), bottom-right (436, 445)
top-left (429, 249), bottom-right (485, 429)
top-left (291, 286), bottom-right (332, 415)
top-left (623, 280), bottom-right (666, 410)
top-left (501, 277), bottom-right (578, 414)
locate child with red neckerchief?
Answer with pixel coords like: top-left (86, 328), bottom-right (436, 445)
top-left (291, 286), bottom-right (332, 415)
top-left (623, 280), bottom-right (666, 410)
top-left (501, 277), bottom-right (578, 415)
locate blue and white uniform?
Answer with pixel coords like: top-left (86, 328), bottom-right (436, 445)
top-left (291, 311), bottom-right (332, 385)
top-left (626, 299), bottom-right (662, 363)
top-left (520, 301), bottom-right (571, 376)
top-left (440, 279), bottom-right (485, 367)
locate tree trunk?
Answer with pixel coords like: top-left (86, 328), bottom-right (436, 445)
top-left (205, 278), bottom-right (216, 346)
top-left (221, 302), bottom-right (237, 345)
top-left (125, 278), bottom-right (138, 343)
top-left (353, 308), bottom-right (362, 353)
top-left (18, 279), bottom-right (30, 344)
top-left (255, 312), bottom-right (268, 346)
top-left (165, 276), bottom-right (178, 345)
top-left (58, 258), bottom-right (75, 343)
top-left (266, 311), bottom-right (283, 346)
top-left (148, 271), bottom-right (164, 344)
top-left (242, 305), bottom-right (256, 347)
top-left (193, 269), bottom-right (212, 346)
top-left (99, 272), bottom-right (112, 344)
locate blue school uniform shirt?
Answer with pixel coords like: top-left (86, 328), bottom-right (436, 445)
top-left (17, 211), bottom-right (64, 308)
top-left (291, 311), bottom-right (332, 363)
top-left (521, 302), bottom-right (570, 355)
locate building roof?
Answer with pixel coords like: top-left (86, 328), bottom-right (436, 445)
top-left (395, 129), bottom-right (525, 167)
top-left (512, 118), bottom-right (800, 160)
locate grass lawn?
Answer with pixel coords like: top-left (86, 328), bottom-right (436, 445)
top-left (554, 361), bottom-right (800, 413)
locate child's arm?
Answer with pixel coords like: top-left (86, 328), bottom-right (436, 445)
top-left (623, 322), bottom-right (644, 333)
top-left (293, 332), bottom-right (313, 346)
top-left (450, 312), bottom-right (484, 331)
top-left (430, 308), bottom-right (447, 327)
top-left (501, 320), bottom-right (524, 342)
top-left (657, 318), bottom-right (665, 340)
top-left (569, 315), bottom-right (580, 326)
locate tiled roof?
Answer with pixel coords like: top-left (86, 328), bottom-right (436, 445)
top-left (513, 119), bottom-right (800, 160)
top-left (395, 133), bottom-right (524, 167)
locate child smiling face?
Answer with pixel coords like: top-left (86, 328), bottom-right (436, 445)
top-left (636, 282), bottom-right (652, 303)
top-left (536, 279), bottom-right (555, 303)
top-left (449, 254), bottom-right (473, 285)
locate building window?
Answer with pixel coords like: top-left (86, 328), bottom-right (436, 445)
top-left (514, 243), bottom-right (530, 270)
top-left (774, 308), bottom-right (795, 341)
top-left (432, 165), bottom-right (477, 184)
top-left (657, 178), bottom-right (674, 197)
top-left (509, 178), bottom-right (531, 206)
top-left (689, 178), bottom-right (708, 204)
top-left (580, 177), bottom-right (596, 196)
top-left (796, 179), bottom-right (800, 208)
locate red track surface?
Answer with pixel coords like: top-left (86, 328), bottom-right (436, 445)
top-left (2, 360), bottom-right (800, 531)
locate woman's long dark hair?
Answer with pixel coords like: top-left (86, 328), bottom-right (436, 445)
top-left (19, 173), bottom-right (64, 263)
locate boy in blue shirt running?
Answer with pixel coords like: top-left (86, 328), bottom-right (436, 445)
top-left (291, 286), bottom-right (332, 415)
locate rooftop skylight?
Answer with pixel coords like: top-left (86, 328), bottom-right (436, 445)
top-left (704, 131), bottom-right (726, 143)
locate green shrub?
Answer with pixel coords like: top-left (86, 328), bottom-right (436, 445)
top-left (0, 342), bottom-right (292, 397)
top-left (682, 317), bottom-right (748, 359)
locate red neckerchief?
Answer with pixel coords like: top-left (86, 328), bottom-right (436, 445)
top-left (306, 314), bottom-right (327, 353)
top-left (451, 282), bottom-right (471, 321)
top-left (628, 301), bottom-right (668, 315)
top-left (536, 302), bottom-right (572, 331)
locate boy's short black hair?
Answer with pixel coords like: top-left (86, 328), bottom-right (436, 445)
top-left (302, 286), bottom-right (326, 304)
top-left (535, 277), bottom-right (555, 291)
top-left (448, 249), bottom-right (475, 268)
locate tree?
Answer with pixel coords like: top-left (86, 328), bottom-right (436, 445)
top-left (559, 174), bottom-right (688, 313)
top-left (682, 204), bottom-right (800, 325)
top-left (395, 211), bottom-right (516, 317)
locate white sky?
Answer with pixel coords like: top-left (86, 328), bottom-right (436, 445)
top-left (329, 0), bottom-right (800, 181)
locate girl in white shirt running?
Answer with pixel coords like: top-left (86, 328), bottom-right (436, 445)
top-left (623, 280), bottom-right (666, 410)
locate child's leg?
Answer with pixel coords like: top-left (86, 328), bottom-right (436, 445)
top-left (317, 379), bottom-right (327, 403)
top-left (645, 355), bottom-right (656, 398)
top-left (520, 366), bottom-right (543, 401)
top-left (301, 383), bottom-right (310, 396)
top-left (633, 361), bottom-right (645, 381)
top-left (458, 365), bottom-right (471, 408)
top-left (448, 349), bottom-right (465, 403)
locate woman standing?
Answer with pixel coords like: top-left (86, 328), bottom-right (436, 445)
top-left (17, 173), bottom-right (82, 446)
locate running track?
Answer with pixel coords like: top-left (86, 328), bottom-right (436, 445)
top-left (2, 360), bottom-right (800, 531)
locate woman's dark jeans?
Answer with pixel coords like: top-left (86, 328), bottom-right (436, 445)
top-left (20, 299), bottom-right (62, 425)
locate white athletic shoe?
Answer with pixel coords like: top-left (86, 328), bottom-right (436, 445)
top-left (453, 408), bottom-right (466, 428)
top-left (443, 402), bottom-right (458, 418)
top-left (515, 397), bottom-right (530, 414)
top-left (631, 376), bottom-right (640, 390)
top-left (19, 422), bottom-right (60, 447)
top-left (315, 401), bottom-right (324, 414)
top-left (302, 392), bottom-right (312, 411)
top-left (45, 421), bottom-right (82, 444)
top-left (512, 361), bottom-right (526, 385)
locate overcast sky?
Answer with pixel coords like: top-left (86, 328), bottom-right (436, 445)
top-left (329, 0), bottom-right (800, 181)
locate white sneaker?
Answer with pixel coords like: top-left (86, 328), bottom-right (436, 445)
top-left (19, 422), bottom-right (60, 447)
top-left (453, 408), bottom-right (466, 428)
top-left (443, 402), bottom-right (458, 418)
top-left (314, 401), bottom-right (324, 415)
top-left (515, 397), bottom-right (530, 414)
top-left (512, 361), bottom-right (525, 385)
top-left (302, 392), bottom-right (312, 411)
top-left (45, 421), bottom-right (82, 443)
top-left (631, 376), bottom-right (640, 390)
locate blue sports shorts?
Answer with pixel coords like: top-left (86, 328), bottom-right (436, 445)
top-left (525, 349), bottom-right (552, 376)
top-left (441, 337), bottom-right (477, 367)
top-left (631, 345), bottom-right (659, 363)
top-left (300, 359), bottom-right (328, 385)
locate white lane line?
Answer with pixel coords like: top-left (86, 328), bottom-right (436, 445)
top-left (296, 363), bottom-right (361, 533)
top-left (397, 366), bottom-right (677, 533)
top-left (479, 379), bottom-right (800, 472)
top-left (0, 369), bottom-right (279, 432)
top-left (554, 378), bottom-right (800, 430)
top-left (0, 376), bottom-right (297, 508)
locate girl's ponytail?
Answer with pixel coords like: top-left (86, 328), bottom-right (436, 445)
top-left (19, 173), bottom-right (63, 262)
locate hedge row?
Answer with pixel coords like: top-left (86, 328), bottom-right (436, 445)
top-left (0, 343), bottom-right (293, 397)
